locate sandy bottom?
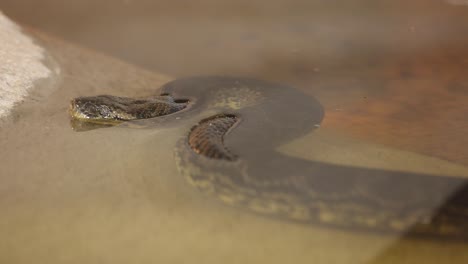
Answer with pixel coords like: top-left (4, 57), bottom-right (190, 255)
top-left (0, 32), bottom-right (468, 264)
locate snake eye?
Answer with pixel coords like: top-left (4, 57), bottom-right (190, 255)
top-left (98, 105), bottom-right (112, 118)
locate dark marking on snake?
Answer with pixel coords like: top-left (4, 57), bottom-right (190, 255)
top-left (188, 114), bottom-right (239, 161)
top-left (69, 76), bottom-right (468, 239)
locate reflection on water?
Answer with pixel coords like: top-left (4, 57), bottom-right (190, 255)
top-left (1, 0), bottom-right (468, 263)
top-left (70, 118), bottom-right (114, 132)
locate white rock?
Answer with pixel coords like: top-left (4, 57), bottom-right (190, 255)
top-left (0, 11), bottom-right (51, 118)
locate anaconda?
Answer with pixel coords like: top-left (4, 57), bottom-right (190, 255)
top-left (69, 76), bottom-right (468, 237)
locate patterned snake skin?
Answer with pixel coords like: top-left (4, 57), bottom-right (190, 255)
top-left (69, 76), bottom-right (468, 238)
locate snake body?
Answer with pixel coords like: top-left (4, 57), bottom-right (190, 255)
top-left (70, 76), bottom-right (468, 237)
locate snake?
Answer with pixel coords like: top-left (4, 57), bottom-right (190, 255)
top-left (69, 76), bottom-right (468, 238)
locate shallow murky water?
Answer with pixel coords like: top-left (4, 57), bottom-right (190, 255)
top-left (1, 1), bottom-right (468, 263)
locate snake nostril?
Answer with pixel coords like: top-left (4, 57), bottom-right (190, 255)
top-left (174, 99), bottom-right (189, 104)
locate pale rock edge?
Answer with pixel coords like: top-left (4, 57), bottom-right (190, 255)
top-left (0, 11), bottom-right (52, 118)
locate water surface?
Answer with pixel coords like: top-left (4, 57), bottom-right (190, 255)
top-left (1, 1), bottom-right (468, 263)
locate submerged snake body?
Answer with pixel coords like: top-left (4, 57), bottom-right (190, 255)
top-left (70, 76), bottom-right (468, 237)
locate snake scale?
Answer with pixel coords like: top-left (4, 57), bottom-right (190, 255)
top-left (70, 76), bottom-right (468, 238)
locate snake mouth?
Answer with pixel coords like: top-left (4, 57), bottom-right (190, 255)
top-left (188, 114), bottom-right (240, 161)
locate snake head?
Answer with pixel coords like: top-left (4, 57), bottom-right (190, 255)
top-left (69, 96), bottom-right (126, 125)
top-left (69, 94), bottom-right (189, 127)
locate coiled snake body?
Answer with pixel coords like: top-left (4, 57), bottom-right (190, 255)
top-left (70, 76), bottom-right (468, 237)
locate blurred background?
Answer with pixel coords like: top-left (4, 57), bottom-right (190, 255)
top-left (1, 0), bottom-right (467, 77)
top-left (1, 0), bottom-right (468, 165)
